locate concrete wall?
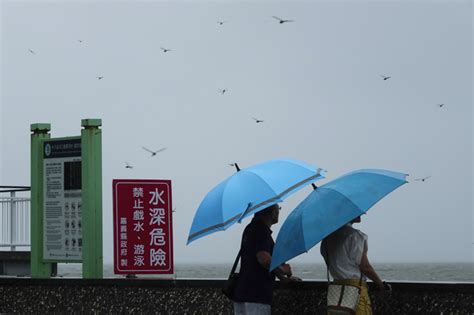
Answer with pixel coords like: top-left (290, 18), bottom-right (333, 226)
top-left (0, 251), bottom-right (31, 276)
top-left (0, 278), bottom-right (472, 314)
top-left (0, 251), bottom-right (57, 276)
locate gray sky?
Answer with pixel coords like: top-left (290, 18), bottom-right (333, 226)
top-left (1, 0), bottom-right (472, 264)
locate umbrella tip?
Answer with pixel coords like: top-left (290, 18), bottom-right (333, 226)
top-left (234, 163), bottom-right (241, 172)
top-left (311, 183), bottom-right (318, 190)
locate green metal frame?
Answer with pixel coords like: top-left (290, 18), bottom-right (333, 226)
top-left (31, 123), bottom-right (53, 278)
top-left (30, 119), bottom-right (103, 278)
top-left (81, 119), bottom-right (103, 278)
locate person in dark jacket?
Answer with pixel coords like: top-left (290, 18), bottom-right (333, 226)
top-left (233, 203), bottom-right (301, 315)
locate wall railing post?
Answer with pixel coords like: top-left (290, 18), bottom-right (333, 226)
top-left (10, 192), bottom-right (16, 251)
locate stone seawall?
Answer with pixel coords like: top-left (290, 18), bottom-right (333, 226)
top-left (0, 278), bottom-right (472, 314)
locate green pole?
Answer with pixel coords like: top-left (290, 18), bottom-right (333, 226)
top-left (81, 118), bottom-right (103, 278)
top-left (30, 123), bottom-right (52, 278)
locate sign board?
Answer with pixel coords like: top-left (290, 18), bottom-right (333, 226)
top-left (113, 179), bottom-right (173, 274)
top-left (43, 138), bottom-right (82, 261)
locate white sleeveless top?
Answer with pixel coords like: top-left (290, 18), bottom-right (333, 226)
top-left (320, 224), bottom-right (368, 280)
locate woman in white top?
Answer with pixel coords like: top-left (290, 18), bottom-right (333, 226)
top-left (321, 216), bottom-right (391, 315)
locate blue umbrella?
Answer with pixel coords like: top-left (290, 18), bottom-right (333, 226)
top-left (270, 169), bottom-right (408, 271)
top-left (187, 159), bottom-right (326, 244)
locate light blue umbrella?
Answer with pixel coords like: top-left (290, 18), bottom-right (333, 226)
top-left (187, 159), bottom-right (326, 244)
top-left (270, 169), bottom-right (408, 271)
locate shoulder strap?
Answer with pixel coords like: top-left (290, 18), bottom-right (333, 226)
top-left (324, 241), bottom-right (331, 284)
top-left (228, 249), bottom-right (241, 277)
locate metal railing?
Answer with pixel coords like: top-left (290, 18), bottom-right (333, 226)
top-left (0, 186), bottom-right (31, 250)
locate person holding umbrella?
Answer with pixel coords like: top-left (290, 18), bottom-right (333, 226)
top-left (269, 169), bottom-right (408, 314)
top-left (232, 204), bottom-right (301, 315)
top-left (186, 159), bottom-right (325, 313)
top-left (321, 215), bottom-right (392, 315)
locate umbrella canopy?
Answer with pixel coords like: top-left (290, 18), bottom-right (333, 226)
top-left (187, 159), bottom-right (326, 244)
top-left (270, 169), bottom-right (408, 271)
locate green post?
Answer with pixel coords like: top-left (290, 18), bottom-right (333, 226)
top-left (81, 118), bottom-right (103, 278)
top-left (30, 123), bottom-right (52, 278)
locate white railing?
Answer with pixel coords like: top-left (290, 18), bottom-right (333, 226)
top-left (0, 193), bottom-right (31, 250)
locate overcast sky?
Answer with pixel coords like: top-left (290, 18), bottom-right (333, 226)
top-left (1, 0), bottom-right (472, 265)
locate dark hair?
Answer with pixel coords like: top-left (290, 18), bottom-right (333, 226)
top-left (256, 204), bottom-right (279, 217)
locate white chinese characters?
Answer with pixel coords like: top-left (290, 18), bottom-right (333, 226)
top-left (149, 208), bottom-right (166, 226)
top-left (131, 187), bottom-right (146, 270)
top-left (150, 248), bottom-right (166, 266)
top-left (149, 228), bottom-right (166, 246)
top-left (149, 188), bottom-right (165, 205)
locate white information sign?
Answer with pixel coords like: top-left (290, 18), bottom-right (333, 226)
top-left (43, 138), bottom-right (83, 261)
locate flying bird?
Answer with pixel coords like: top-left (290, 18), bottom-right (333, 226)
top-left (219, 88), bottom-right (227, 94)
top-left (97, 76), bottom-right (104, 80)
top-left (272, 16), bottom-right (294, 24)
top-left (125, 161), bottom-right (133, 169)
top-left (160, 47), bottom-right (171, 53)
top-left (28, 49), bottom-right (35, 54)
top-left (142, 146), bottom-right (167, 157)
top-left (252, 117), bottom-right (264, 123)
top-left (437, 103), bottom-right (445, 108)
top-left (78, 40), bottom-right (83, 43)
top-left (414, 176), bottom-right (431, 182)
top-left (217, 21), bottom-right (226, 25)
top-left (380, 75), bottom-right (391, 81)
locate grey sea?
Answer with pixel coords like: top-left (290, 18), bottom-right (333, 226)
top-left (58, 262), bottom-right (474, 282)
